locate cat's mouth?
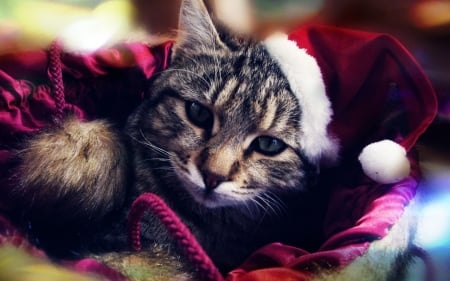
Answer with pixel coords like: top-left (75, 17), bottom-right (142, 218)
top-left (172, 164), bottom-right (255, 208)
top-left (191, 181), bottom-right (256, 208)
top-left (184, 178), bottom-right (253, 208)
top-left (166, 157), bottom-right (257, 208)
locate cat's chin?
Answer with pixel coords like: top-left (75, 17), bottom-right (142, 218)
top-left (170, 166), bottom-right (252, 208)
top-left (183, 181), bottom-right (254, 209)
top-left (191, 193), bottom-right (233, 209)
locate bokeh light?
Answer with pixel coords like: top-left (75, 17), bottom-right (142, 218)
top-left (416, 176), bottom-right (450, 249)
top-left (0, 0), bottom-right (135, 53)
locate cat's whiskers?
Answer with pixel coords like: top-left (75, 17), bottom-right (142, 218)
top-left (259, 191), bottom-right (287, 216)
top-left (135, 130), bottom-right (175, 158)
top-left (255, 194), bottom-right (280, 216)
top-left (142, 157), bottom-right (171, 163)
top-left (248, 164), bottom-right (289, 216)
top-left (242, 200), bottom-right (255, 217)
top-left (241, 164), bottom-right (273, 216)
top-left (248, 188), bottom-right (287, 218)
top-left (250, 196), bottom-right (269, 221)
top-left (149, 167), bottom-right (176, 173)
top-left (242, 198), bottom-right (268, 221)
top-left (249, 196), bottom-right (269, 216)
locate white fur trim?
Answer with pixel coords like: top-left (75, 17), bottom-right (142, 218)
top-left (358, 139), bottom-right (411, 184)
top-left (264, 33), bottom-right (338, 165)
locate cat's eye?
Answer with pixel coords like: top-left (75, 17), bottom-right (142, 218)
top-left (185, 101), bottom-right (213, 130)
top-left (251, 136), bottom-right (287, 156)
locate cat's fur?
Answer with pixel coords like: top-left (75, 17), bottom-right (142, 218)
top-left (12, 0), bottom-right (321, 274)
top-left (123, 0), bottom-right (319, 271)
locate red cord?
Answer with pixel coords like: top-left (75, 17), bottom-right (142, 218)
top-left (48, 41), bottom-right (66, 122)
top-left (128, 193), bottom-right (225, 281)
top-left (47, 42), bottom-right (223, 281)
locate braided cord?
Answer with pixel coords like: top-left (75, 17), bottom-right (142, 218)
top-left (48, 42), bottom-right (223, 281)
top-left (48, 41), bottom-right (66, 122)
top-left (128, 193), bottom-right (225, 281)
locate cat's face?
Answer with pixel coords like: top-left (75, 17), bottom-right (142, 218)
top-left (127, 0), bottom-right (314, 209)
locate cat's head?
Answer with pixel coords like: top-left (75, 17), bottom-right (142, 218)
top-left (128, 0), bottom-right (328, 209)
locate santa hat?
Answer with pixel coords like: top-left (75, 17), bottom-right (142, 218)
top-left (263, 25), bottom-right (437, 184)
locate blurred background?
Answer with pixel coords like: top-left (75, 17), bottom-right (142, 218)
top-left (0, 0), bottom-right (448, 110)
top-left (0, 1), bottom-right (449, 280)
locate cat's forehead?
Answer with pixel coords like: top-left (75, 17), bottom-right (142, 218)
top-left (155, 42), bottom-right (302, 140)
top-left (167, 43), bottom-right (297, 104)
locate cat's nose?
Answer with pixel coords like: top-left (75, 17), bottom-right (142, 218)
top-left (202, 170), bottom-right (227, 191)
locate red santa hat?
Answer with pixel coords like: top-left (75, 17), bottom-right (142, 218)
top-left (263, 25), bottom-right (437, 184)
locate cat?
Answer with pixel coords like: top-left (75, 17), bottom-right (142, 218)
top-left (121, 0), bottom-right (321, 272)
top-left (11, 0), bottom-right (325, 275)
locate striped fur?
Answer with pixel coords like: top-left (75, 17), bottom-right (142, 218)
top-left (124, 0), bottom-right (318, 272)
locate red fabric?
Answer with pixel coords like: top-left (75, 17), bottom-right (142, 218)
top-left (289, 25), bottom-right (437, 155)
top-left (0, 42), bottom-right (171, 132)
top-left (0, 25), bottom-right (438, 281)
top-left (226, 26), bottom-right (437, 280)
top-left (226, 178), bottom-right (417, 280)
top-left (0, 41), bottom-right (172, 209)
top-left (228, 267), bottom-right (312, 281)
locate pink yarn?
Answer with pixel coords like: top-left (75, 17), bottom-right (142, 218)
top-left (128, 193), bottom-right (225, 281)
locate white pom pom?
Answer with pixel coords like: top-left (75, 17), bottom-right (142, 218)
top-left (358, 140), bottom-right (410, 184)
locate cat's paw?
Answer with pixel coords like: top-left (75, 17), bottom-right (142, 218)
top-left (12, 117), bottom-right (128, 224)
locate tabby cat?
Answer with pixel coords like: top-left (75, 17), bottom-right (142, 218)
top-left (121, 0), bottom-right (321, 272)
top-left (14, 0), bottom-right (325, 275)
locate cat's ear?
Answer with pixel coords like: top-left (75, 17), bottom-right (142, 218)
top-left (173, 0), bottom-right (224, 54)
